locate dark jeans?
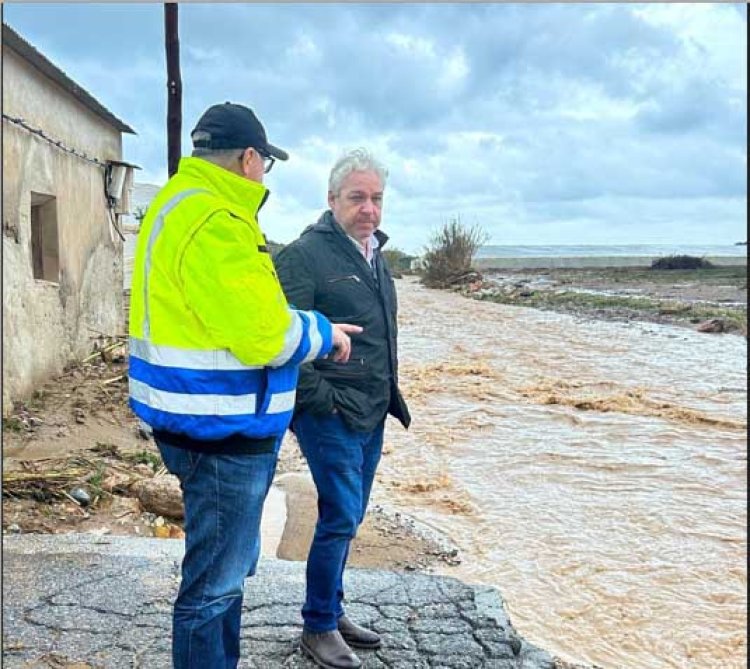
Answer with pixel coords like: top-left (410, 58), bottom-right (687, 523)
top-left (155, 438), bottom-right (278, 669)
top-left (293, 411), bottom-right (385, 632)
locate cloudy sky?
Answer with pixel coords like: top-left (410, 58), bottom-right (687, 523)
top-left (4, 3), bottom-right (747, 253)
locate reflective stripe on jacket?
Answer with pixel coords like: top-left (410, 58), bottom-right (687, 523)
top-left (128, 157), bottom-right (333, 441)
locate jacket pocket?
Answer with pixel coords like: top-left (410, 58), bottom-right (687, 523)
top-left (314, 357), bottom-right (368, 379)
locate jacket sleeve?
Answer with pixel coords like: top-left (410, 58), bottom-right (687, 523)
top-left (178, 211), bottom-right (333, 367)
top-left (276, 243), bottom-right (337, 415)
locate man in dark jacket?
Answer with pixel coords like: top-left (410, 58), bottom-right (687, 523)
top-left (276, 148), bottom-right (410, 669)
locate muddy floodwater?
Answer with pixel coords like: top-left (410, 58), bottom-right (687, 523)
top-left (378, 278), bottom-right (746, 669)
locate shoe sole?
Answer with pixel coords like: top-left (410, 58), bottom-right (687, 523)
top-left (339, 635), bottom-right (381, 650)
top-left (300, 637), bottom-right (362, 669)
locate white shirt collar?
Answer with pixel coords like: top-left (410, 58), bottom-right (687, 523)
top-left (347, 232), bottom-right (379, 266)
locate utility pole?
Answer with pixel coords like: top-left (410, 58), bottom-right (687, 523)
top-left (164, 3), bottom-right (182, 177)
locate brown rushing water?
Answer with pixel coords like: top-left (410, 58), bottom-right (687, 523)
top-left (377, 277), bottom-right (747, 669)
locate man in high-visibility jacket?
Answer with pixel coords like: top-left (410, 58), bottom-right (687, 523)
top-left (128, 102), bottom-right (360, 669)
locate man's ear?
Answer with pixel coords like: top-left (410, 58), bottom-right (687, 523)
top-left (327, 190), bottom-right (335, 209)
top-left (240, 148), bottom-right (253, 178)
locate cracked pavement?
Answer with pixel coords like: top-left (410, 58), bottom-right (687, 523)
top-left (3, 535), bottom-right (554, 668)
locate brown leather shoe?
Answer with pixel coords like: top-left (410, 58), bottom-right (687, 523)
top-left (337, 614), bottom-right (382, 649)
top-left (300, 629), bottom-right (362, 669)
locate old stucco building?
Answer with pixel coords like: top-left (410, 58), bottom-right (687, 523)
top-left (2, 24), bottom-right (136, 415)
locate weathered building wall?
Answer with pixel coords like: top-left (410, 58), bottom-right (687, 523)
top-left (2, 48), bottom-right (124, 415)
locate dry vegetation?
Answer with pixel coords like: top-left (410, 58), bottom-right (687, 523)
top-left (420, 217), bottom-right (487, 288)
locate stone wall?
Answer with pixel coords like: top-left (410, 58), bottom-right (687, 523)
top-left (2, 48), bottom-right (125, 415)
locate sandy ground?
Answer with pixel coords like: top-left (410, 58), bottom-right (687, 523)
top-left (274, 469), bottom-right (459, 571)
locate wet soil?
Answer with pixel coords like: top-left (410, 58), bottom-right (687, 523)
top-left (462, 265), bottom-right (747, 334)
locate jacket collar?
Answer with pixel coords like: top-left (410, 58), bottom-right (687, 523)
top-left (176, 157), bottom-right (269, 217)
top-left (308, 210), bottom-right (389, 249)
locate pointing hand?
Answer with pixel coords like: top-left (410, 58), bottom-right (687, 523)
top-left (331, 323), bottom-right (363, 362)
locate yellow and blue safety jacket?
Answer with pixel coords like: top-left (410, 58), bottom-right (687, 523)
top-left (128, 157), bottom-right (333, 443)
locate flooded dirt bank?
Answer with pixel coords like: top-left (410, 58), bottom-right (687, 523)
top-left (463, 265), bottom-right (747, 335)
top-left (2, 432), bottom-right (457, 576)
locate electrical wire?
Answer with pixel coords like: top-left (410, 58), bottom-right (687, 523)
top-left (3, 113), bottom-right (107, 167)
top-left (4, 112), bottom-right (128, 241)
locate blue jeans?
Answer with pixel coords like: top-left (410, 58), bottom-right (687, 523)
top-left (155, 439), bottom-right (278, 669)
top-left (293, 411), bottom-right (384, 632)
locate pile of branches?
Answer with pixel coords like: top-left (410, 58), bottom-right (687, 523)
top-left (2, 447), bottom-right (163, 505)
top-left (3, 465), bottom-right (89, 502)
top-left (83, 331), bottom-right (128, 366)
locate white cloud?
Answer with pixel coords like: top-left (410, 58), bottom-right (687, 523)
top-left (635, 3), bottom-right (747, 91)
top-left (385, 32), bottom-right (435, 58)
top-left (4, 2), bottom-right (746, 252)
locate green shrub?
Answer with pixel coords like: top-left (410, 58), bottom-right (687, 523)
top-left (382, 247), bottom-right (416, 276)
top-left (421, 217), bottom-right (487, 288)
top-left (124, 449), bottom-right (163, 471)
top-left (2, 416), bottom-right (24, 432)
top-left (651, 255), bottom-right (714, 270)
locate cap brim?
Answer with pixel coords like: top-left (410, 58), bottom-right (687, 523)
top-left (266, 143), bottom-right (289, 161)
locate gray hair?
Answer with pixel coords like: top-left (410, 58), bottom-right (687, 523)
top-left (191, 147), bottom-right (245, 172)
top-left (328, 148), bottom-right (388, 196)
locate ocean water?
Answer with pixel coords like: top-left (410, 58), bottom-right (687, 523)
top-left (476, 244), bottom-right (747, 258)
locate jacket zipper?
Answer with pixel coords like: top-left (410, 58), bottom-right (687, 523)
top-left (327, 275), bottom-right (361, 284)
top-left (322, 356), bottom-right (365, 365)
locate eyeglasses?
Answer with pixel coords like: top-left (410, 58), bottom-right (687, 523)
top-left (240, 148), bottom-right (276, 174)
top-left (257, 149), bottom-right (275, 174)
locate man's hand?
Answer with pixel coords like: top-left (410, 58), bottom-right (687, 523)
top-left (330, 323), bottom-right (363, 362)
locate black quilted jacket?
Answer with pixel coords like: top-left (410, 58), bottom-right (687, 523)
top-left (275, 211), bottom-right (410, 432)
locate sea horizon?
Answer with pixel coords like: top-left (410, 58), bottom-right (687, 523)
top-left (476, 243), bottom-right (747, 259)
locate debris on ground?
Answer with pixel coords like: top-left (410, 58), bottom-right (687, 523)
top-left (2, 443), bottom-right (169, 538)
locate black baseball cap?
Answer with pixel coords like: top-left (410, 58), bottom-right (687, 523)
top-left (191, 102), bottom-right (289, 160)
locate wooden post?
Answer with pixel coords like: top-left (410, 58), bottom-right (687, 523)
top-left (164, 3), bottom-right (182, 178)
